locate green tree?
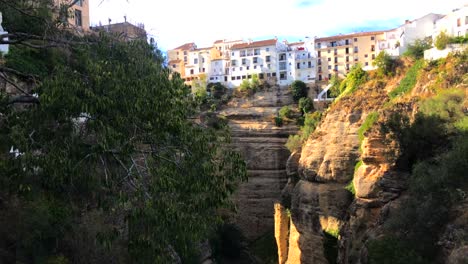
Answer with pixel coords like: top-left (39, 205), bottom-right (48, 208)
top-left (290, 80), bottom-right (308, 102)
top-left (279, 105), bottom-right (292, 119)
top-left (404, 38), bottom-right (432, 59)
top-left (434, 31), bottom-right (450, 50)
top-left (0, 2), bottom-right (247, 263)
top-left (298, 97), bottom-right (313, 114)
top-left (338, 64), bottom-right (368, 97)
top-left (328, 74), bottom-right (343, 97)
top-left (373, 51), bottom-right (398, 77)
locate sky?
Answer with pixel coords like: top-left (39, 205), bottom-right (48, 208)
top-left (90, 0), bottom-right (467, 51)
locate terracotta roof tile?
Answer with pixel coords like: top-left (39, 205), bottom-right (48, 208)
top-left (316, 31), bottom-right (385, 42)
top-left (231, 39), bottom-right (277, 50)
top-left (173, 42), bottom-right (196, 50)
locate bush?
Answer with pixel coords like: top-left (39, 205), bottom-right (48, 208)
top-left (373, 51), bottom-right (398, 77)
top-left (279, 106), bottom-right (292, 119)
top-left (301, 112), bottom-right (322, 140)
top-left (434, 31), bottom-right (450, 50)
top-left (388, 59), bottom-right (423, 99)
top-left (404, 38), bottom-right (432, 59)
top-left (290, 80), bottom-right (308, 102)
top-left (298, 97), bottom-right (313, 114)
top-left (285, 135), bottom-right (302, 153)
top-left (274, 116), bottom-right (283, 127)
top-left (338, 64), bottom-right (368, 97)
top-left (208, 82), bottom-right (227, 99)
top-left (358, 112), bottom-right (379, 143)
top-left (367, 236), bottom-right (425, 264)
top-left (328, 74), bottom-right (343, 97)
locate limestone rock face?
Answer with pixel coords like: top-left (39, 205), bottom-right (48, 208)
top-left (299, 110), bottom-right (363, 183)
top-left (221, 86), bottom-right (298, 240)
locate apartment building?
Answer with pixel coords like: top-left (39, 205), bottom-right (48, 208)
top-left (434, 5), bottom-right (468, 38)
top-left (184, 47), bottom-right (214, 83)
top-left (55, 0), bottom-right (90, 31)
top-left (287, 39), bottom-right (316, 83)
top-left (167, 42), bottom-right (197, 79)
top-left (228, 38), bottom-right (289, 87)
top-left (315, 31), bottom-right (384, 81)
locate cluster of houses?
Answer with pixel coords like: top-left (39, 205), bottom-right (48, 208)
top-left (168, 5), bottom-right (467, 88)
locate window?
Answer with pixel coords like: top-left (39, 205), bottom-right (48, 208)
top-left (254, 49), bottom-right (260, 55)
top-left (334, 57), bottom-right (338, 63)
top-left (184, 51), bottom-right (187, 55)
top-left (242, 58), bottom-right (247, 65)
top-left (267, 73), bottom-right (271, 77)
top-left (328, 65), bottom-right (331, 69)
top-left (319, 75), bottom-right (322, 81)
top-left (371, 36), bottom-right (375, 40)
top-left (248, 75), bottom-right (252, 79)
top-left (334, 65), bottom-right (338, 71)
top-left (253, 57), bottom-right (258, 63)
top-left (267, 64), bottom-right (271, 69)
top-left (272, 72), bottom-right (276, 77)
top-left (365, 62), bottom-right (369, 66)
top-left (242, 75), bottom-right (246, 79)
top-left (231, 76), bottom-right (235, 81)
top-left (297, 63), bottom-right (300, 69)
top-left (318, 66), bottom-right (322, 73)
top-left (345, 39), bottom-right (349, 45)
top-left (184, 56), bottom-right (187, 62)
top-left (328, 49), bottom-right (331, 53)
top-left (334, 49), bottom-right (338, 55)
top-left (346, 64), bottom-right (350, 70)
top-left (76, 0), bottom-right (83, 6)
top-left (328, 74), bottom-right (331, 79)
top-left (308, 61), bottom-right (312, 68)
top-left (279, 53), bottom-right (286, 61)
top-left (240, 67), bottom-right (243, 71)
top-left (194, 58), bottom-right (198, 64)
top-left (279, 62), bottom-right (287, 70)
top-left (346, 56), bottom-right (349, 62)
top-left (240, 50), bottom-right (246, 57)
top-left (74, 9), bottom-right (82, 26)
top-left (202, 58), bottom-right (205, 63)
top-left (266, 48), bottom-right (270, 52)
top-left (266, 56), bottom-right (271, 62)
top-left (259, 73), bottom-right (264, 79)
top-left (280, 72), bottom-right (287, 80)
top-left (365, 54), bottom-right (368, 58)
top-left (354, 38), bottom-right (358, 42)
top-left (372, 54), bottom-right (375, 60)
top-left (354, 46), bottom-right (358, 53)
top-left (172, 64), bottom-right (176, 68)
top-left (371, 45), bottom-right (375, 51)
top-left (345, 47), bottom-right (349, 54)
top-left (190, 69), bottom-right (194, 74)
top-left (457, 18), bottom-right (461, 27)
top-left (236, 76), bottom-right (241, 80)
top-left (246, 66), bottom-right (250, 70)
top-left (254, 65), bottom-right (257, 69)
top-left (328, 58), bottom-right (331, 62)
top-left (318, 51), bottom-right (321, 57)
top-left (232, 52), bottom-right (235, 56)
top-left (202, 68), bottom-right (205, 72)
top-left (232, 67), bottom-right (235, 71)
top-left (318, 59), bottom-right (322, 65)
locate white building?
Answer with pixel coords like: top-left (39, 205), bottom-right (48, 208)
top-left (434, 5), bottom-right (468, 38)
top-left (228, 38), bottom-right (288, 88)
top-left (184, 47), bottom-right (212, 82)
top-left (379, 13), bottom-right (443, 56)
top-left (286, 38), bottom-right (316, 84)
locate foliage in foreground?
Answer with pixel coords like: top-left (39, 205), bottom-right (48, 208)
top-left (0, 3), bottom-right (247, 263)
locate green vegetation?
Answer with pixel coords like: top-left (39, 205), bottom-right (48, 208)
top-left (368, 87), bottom-right (468, 263)
top-left (337, 64), bottom-right (368, 98)
top-left (298, 97), bottom-right (314, 114)
top-left (279, 105), bottom-right (293, 119)
top-left (285, 111), bottom-right (322, 152)
top-left (328, 74), bottom-right (343, 98)
top-left (388, 59), bottom-right (424, 99)
top-left (274, 116), bottom-right (284, 127)
top-left (403, 38), bottom-right (432, 59)
top-left (434, 31), bottom-right (450, 50)
top-left (238, 73), bottom-right (261, 94)
top-left (249, 230), bottom-right (278, 264)
top-left (358, 112), bottom-right (379, 143)
top-left (290, 80), bottom-right (308, 102)
top-left (0, 1), bottom-right (247, 263)
top-left (372, 51), bottom-right (399, 77)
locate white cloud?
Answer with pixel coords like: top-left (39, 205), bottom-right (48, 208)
top-left (90, 0), bottom-right (467, 51)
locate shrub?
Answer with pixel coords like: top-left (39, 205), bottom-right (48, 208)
top-left (328, 74), bottom-right (343, 97)
top-left (208, 82), bottom-right (227, 99)
top-left (358, 112), bottom-right (379, 143)
top-left (279, 106), bottom-right (292, 119)
top-left (367, 236), bottom-right (425, 264)
top-left (373, 51), bottom-right (398, 77)
top-left (338, 64), bottom-right (368, 97)
top-left (404, 38), bottom-right (431, 59)
top-left (298, 97), bottom-right (313, 114)
top-left (274, 116), bottom-right (283, 127)
top-left (388, 59), bottom-right (423, 99)
top-left (434, 31), bottom-right (450, 50)
top-left (290, 80), bottom-right (308, 102)
top-left (301, 112), bottom-right (322, 140)
top-left (285, 135), bottom-right (302, 153)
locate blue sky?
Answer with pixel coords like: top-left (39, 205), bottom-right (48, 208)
top-left (90, 0), bottom-right (467, 51)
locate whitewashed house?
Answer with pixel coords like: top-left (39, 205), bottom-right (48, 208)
top-left (184, 47), bottom-right (212, 83)
top-left (434, 5), bottom-right (468, 38)
top-left (287, 38), bottom-right (316, 84)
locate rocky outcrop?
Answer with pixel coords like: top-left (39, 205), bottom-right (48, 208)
top-left (276, 81), bottom-right (390, 263)
top-left (221, 86), bottom-right (298, 240)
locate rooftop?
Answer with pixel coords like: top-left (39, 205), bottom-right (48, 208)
top-left (316, 30), bottom-right (386, 42)
top-left (231, 39), bottom-right (277, 50)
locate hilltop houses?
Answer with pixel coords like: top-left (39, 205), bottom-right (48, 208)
top-left (168, 5), bottom-right (467, 89)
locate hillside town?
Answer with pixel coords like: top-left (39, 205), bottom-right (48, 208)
top-left (167, 5), bottom-right (467, 89)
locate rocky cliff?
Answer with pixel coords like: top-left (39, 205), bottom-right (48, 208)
top-left (219, 85), bottom-right (299, 241)
top-left (275, 53), bottom-right (468, 264)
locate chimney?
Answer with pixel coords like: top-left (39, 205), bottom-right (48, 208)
top-left (405, 19), bottom-right (410, 24)
top-left (124, 15), bottom-right (127, 23)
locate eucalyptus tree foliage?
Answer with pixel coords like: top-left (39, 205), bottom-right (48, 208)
top-left (0, 1), bottom-right (247, 263)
